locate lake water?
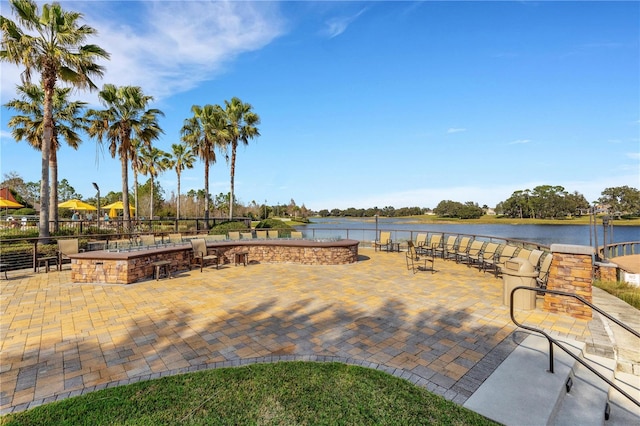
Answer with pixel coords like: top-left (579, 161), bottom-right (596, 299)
top-left (296, 217), bottom-right (640, 247)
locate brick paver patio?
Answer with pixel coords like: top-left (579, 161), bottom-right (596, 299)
top-left (0, 247), bottom-right (594, 414)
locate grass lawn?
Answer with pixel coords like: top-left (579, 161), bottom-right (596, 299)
top-left (1, 362), bottom-right (497, 425)
top-left (594, 280), bottom-right (640, 310)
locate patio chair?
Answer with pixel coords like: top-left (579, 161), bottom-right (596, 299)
top-left (481, 243), bottom-right (504, 274)
top-left (190, 238), bottom-right (219, 272)
top-left (228, 231), bottom-right (241, 240)
top-left (57, 239), bottom-right (81, 270)
top-left (241, 232), bottom-right (253, 239)
top-left (206, 234), bottom-right (226, 241)
top-left (453, 237), bottom-right (472, 263)
top-left (256, 230), bottom-right (267, 239)
top-left (139, 234), bottom-right (156, 246)
top-left (536, 254), bottom-right (553, 290)
top-left (494, 245), bottom-right (519, 277)
top-left (406, 241), bottom-right (435, 274)
top-left (267, 230), bottom-right (279, 239)
top-left (291, 231), bottom-right (303, 239)
top-left (442, 236), bottom-right (458, 260)
top-left (528, 249), bottom-right (545, 270)
top-left (477, 242), bottom-right (500, 272)
top-left (374, 231), bottom-right (392, 252)
top-left (426, 234), bottom-right (443, 257)
top-left (460, 240), bottom-right (485, 267)
top-left (414, 233), bottom-right (428, 248)
top-left (168, 233), bottom-right (182, 243)
top-left (516, 248), bottom-right (532, 262)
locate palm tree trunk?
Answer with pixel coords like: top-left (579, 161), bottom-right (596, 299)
top-left (176, 171), bottom-right (181, 220)
top-left (204, 162), bottom-right (209, 229)
top-left (229, 142), bottom-right (237, 220)
top-left (150, 176), bottom-right (154, 220)
top-left (121, 153), bottom-right (131, 232)
top-left (49, 147), bottom-right (59, 233)
top-left (133, 168), bottom-right (139, 220)
top-left (39, 76), bottom-right (54, 239)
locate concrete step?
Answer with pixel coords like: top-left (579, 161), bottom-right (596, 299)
top-left (464, 333), bottom-right (582, 425)
top-left (549, 352), bottom-right (615, 426)
top-left (464, 332), bottom-right (640, 426)
top-left (607, 370), bottom-right (640, 425)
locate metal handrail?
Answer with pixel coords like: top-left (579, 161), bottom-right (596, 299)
top-left (510, 286), bottom-right (640, 408)
top-left (599, 241), bottom-right (640, 259)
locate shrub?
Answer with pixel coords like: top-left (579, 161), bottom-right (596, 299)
top-left (255, 219), bottom-right (294, 238)
top-left (209, 221), bottom-right (250, 236)
top-left (255, 218), bottom-right (293, 230)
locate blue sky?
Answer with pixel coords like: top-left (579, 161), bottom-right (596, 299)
top-left (1, 1), bottom-right (638, 211)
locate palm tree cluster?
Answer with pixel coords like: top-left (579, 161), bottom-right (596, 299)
top-left (2, 0), bottom-right (260, 236)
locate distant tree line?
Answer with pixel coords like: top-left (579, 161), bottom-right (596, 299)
top-left (316, 185), bottom-right (639, 220)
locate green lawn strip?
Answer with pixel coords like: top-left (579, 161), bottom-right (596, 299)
top-left (594, 280), bottom-right (640, 310)
top-left (1, 362), bottom-right (497, 425)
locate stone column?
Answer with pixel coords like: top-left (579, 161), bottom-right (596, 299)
top-left (543, 244), bottom-right (594, 320)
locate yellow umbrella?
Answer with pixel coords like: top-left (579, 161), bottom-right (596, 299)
top-left (0, 198), bottom-right (24, 208)
top-left (102, 201), bottom-right (135, 218)
top-left (58, 199), bottom-right (97, 210)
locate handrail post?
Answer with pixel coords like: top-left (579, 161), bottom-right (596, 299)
top-left (548, 340), bottom-right (554, 373)
top-left (32, 239), bottom-right (38, 273)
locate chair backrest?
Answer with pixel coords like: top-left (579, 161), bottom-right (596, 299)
top-left (206, 234), bottom-right (226, 241)
top-left (415, 233), bottom-right (427, 247)
top-left (516, 248), bottom-right (532, 261)
top-left (379, 231), bottom-right (391, 244)
top-left (191, 239), bottom-right (206, 257)
top-left (406, 240), bottom-right (417, 257)
top-left (139, 235), bottom-right (156, 246)
top-left (291, 231), bottom-right (303, 239)
top-left (537, 254), bottom-right (553, 285)
top-left (429, 234), bottom-right (442, 248)
top-left (499, 245), bottom-right (518, 262)
top-left (529, 250), bottom-right (544, 269)
top-left (444, 236), bottom-right (457, 251)
top-left (228, 231), bottom-right (240, 240)
top-left (481, 242), bottom-right (500, 258)
top-left (168, 233), bottom-right (182, 243)
top-left (241, 232), bottom-right (253, 239)
top-left (267, 230), bottom-right (279, 239)
top-left (456, 237), bottom-right (472, 253)
top-left (256, 230), bottom-right (267, 239)
top-left (468, 240), bottom-right (485, 255)
top-left (58, 239), bottom-right (79, 256)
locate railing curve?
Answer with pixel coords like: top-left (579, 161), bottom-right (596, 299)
top-left (509, 286), bottom-right (640, 410)
top-left (600, 241), bottom-right (640, 259)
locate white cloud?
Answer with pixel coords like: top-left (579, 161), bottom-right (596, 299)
top-left (321, 8), bottom-right (367, 38)
top-left (1, 1), bottom-right (285, 104)
top-left (447, 127), bottom-right (466, 134)
top-left (0, 130), bottom-right (12, 140)
top-left (508, 139), bottom-right (531, 145)
top-left (627, 152), bottom-right (640, 160)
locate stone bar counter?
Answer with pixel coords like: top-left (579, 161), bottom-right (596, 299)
top-left (68, 238), bottom-right (359, 284)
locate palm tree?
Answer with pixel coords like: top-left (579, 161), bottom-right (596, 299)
top-left (130, 138), bottom-right (143, 220)
top-left (221, 97), bottom-right (260, 220)
top-left (138, 146), bottom-right (171, 219)
top-left (85, 84), bottom-right (164, 231)
top-left (170, 142), bottom-right (196, 220)
top-left (181, 104), bottom-right (226, 226)
top-left (4, 83), bottom-right (87, 232)
top-left (1, 0), bottom-right (109, 237)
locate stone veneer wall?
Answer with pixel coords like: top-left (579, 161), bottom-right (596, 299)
top-left (71, 249), bottom-right (192, 284)
top-left (543, 244), bottom-right (594, 320)
top-left (214, 244), bottom-right (358, 265)
top-left (71, 241), bottom-right (359, 284)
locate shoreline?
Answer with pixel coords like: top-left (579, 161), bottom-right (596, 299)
top-left (303, 215), bottom-right (640, 227)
